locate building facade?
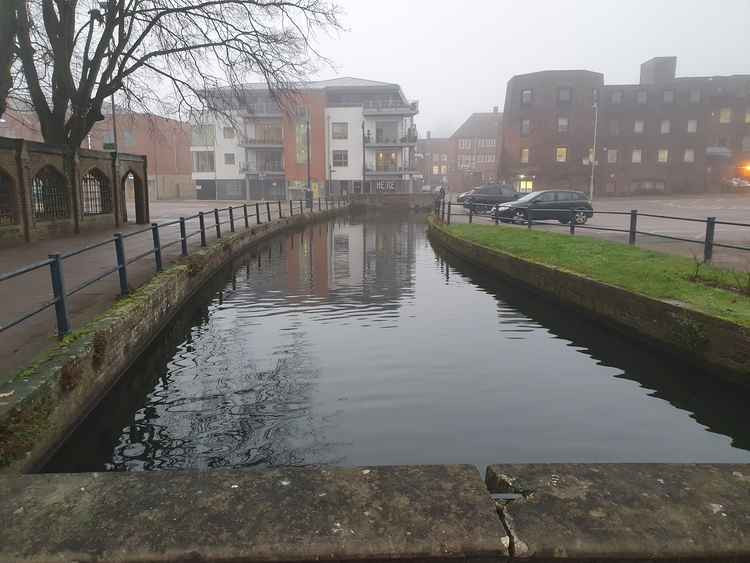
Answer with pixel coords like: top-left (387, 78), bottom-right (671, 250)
top-left (501, 58), bottom-right (750, 195)
top-left (450, 109), bottom-right (502, 193)
top-left (191, 77), bottom-right (419, 200)
top-left (416, 135), bottom-right (455, 189)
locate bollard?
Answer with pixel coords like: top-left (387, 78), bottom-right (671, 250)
top-left (290, 199), bottom-right (294, 216)
top-left (198, 212), bottom-right (207, 246)
top-left (49, 253), bottom-right (71, 338)
top-left (628, 209), bottom-right (638, 245)
top-left (151, 223), bottom-right (163, 272)
top-left (243, 203), bottom-right (249, 228)
top-left (441, 200), bottom-right (445, 222)
top-left (569, 209), bottom-right (575, 235)
top-left (114, 233), bottom-right (129, 295)
top-left (469, 206), bottom-right (473, 224)
top-left (299, 200), bottom-right (303, 214)
top-left (704, 216), bottom-right (716, 262)
top-left (266, 201), bottom-right (271, 222)
top-left (278, 200), bottom-right (283, 219)
top-left (179, 217), bottom-right (188, 256)
top-left (447, 201), bottom-right (452, 225)
top-left (229, 206), bottom-right (235, 232)
top-left (256, 202), bottom-right (261, 224)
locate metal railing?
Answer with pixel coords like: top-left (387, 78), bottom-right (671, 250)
top-left (0, 198), bottom-right (348, 340)
top-left (434, 199), bottom-right (750, 264)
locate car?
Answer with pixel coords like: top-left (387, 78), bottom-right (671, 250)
top-left (460, 184), bottom-right (520, 212)
top-left (491, 190), bottom-right (593, 224)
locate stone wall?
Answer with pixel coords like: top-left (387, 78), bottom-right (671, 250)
top-left (350, 192), bottom-right (436, 211)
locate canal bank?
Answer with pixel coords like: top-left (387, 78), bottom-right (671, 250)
top-left (0, 204), bottom-right (350, 473)
top-left (427, 218), bottom-right (750, 385)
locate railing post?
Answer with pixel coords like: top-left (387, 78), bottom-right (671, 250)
top-left (569, 209), bottom-right (575, 235)
top-left (290, 199), bottom-right (294, 216)
top-left (151, 223), bottom-right (163, 272)
top-left (229, 206), bottom-right (235, 233)
top-left (704, 216), bottom-right (716, 262)
top-left (179, 217), bottom-right (188, 256)
top-left (326, 198), bottom-right (329, 211)
top-left (447, 201), bottom-right (452, 225)
top-left (214, 208), bottom-right (221, 238)
top-left (256, 202), bottom-right (261, 224)
top-left (278, 200), bottom-right (283, 219)
top-left (441, 199), bottom-right (445, 222)
top-left (318, 198), bottom-right (322, 211)
top-left (48, 253), bottom-right (71, 338)
top-left (243, 203), bottom-right (249, 228)
top-left (266, 201), bottom-right (271, 222)
top-left (299, 200), bottom-right (303, 215)
top-left (198, 212), bottom-right (207, 247)
top-left (469, 206), bottom-right (473, 224)
top-left (114, 234), bottom-right (129, 295)
top-left (527, 208), bottom-right (533, 230)
top-left (628, 209), bottom-right (638, 245)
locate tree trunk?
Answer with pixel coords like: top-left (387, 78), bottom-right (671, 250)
top-left (0, 0), bottom-right (17, 119)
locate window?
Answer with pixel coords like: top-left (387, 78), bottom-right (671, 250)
top-left (31, 166), bottom-right (69, 220)
top-left (520, 148), bottom-right (529, 163)
top-left (607, 149), bottom-right (618, 163)
top-left (224, 153), bottom-right (235, 165)
top-left (223, 126), bottom-right (235, 139)
top-left (636, 90), bottom-right (648, 105)
top-left (687, 119), bottom-right (698, 133)
top-left (663, 90), bottom-right (675, 104)
top-left (689, 89), bottom-right (701, 103)
top-left (719, 108), bottom-right (732, 123)
top-left (191, 124), bottom-right (215, 145)
top-left (521, 89), bottom-right (533, 105)
top-left (0, 170), bottom-right (15, 225)
top-left (332, 150), bottom-right (348, 167)
top-left (458, 138), bottom-right (472, 149)
top-left (192, 151), bottom-right (215, 172)
top-left (520, 119), bottom-right (530, 136)
top-left (332, 122), bottom-right (348, 139)
top-left (557, 117), bottom-right (569, 133)
top-left (558, 87), bottom-right (572, 103)
top-left (611, 90), bottom-right (623, 104)
top-left (555, 147), bottom-right (568, 162)
top-left (745, 109), bottom-right (750, 124)
top-left (631, 149), bottom-right (642, 163)
top-left (660, 120), bottom-right (671, 134)
top-left (634, 120), bottom-right (645, 134)
top-left (441, 154), bottom-right (448, 161)
top-left (742, 136), bottom-right (750, 151)
top-left (609, 120), bottom-right (620, 136)
top-left (684, 148), bottom-right (695, 163)
top-left (657, 149), bottom-right (669, 163)
top-left (486, 138), bottom-right (496, 147)
top-left (80, 168), bottom-right (112, 215)
top-left (441, 165), bottom-right (448, 174)
top-left (432, 165), bottom-right (439, 175)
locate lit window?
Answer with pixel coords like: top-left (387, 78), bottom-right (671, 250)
top-left (332, 122), bottom-right (348, 139)
top-left (687, 119), bottom-right (698, 133)
top-left (611, 90), bottom-right (623, 104)
top-left (521, 119), bottom-right (530, 136)
top-left (660, 120), bottom-right (671, 134)
top-left (657, 149), bottom-right (669, 163)
top-left (441, 165), bottom-right (448, 174)
top-left (689, 89), bottom-right (701, 103)
top-left (637, 90), bottom-right (648, 104)
top-left (634, 120), bottom-right (645, 134)
top-left (555, 147), bottom-right (568, 162)
top-left (557, 117), bottom-right (569, 133)
top-left (223, 127), bottom-right (235, 139)
top-left (558, 87), bottom-right (572, 103)
top-left (607, 149), bottom-right (618, 163)
top-left (521, 89), bottom-right (533, 105)
top-left (520, 148), bottom-right (530, 163)
top-left (224, 153), bottom-right (235, 165)
top-left (745, 109), bottom-right (750, 124)
top-left (332, 150), bottom-right (348, 167)
top-left (719, 108), bottom-right (732, 123)
top-left (684, 149), bottom-right (695, 163)
top-left (663, 90), bottom-right (675, 104)
top-left (631, 149), bottom-right (642, 163)
top-left (432, 165), bottom-right (439, 175)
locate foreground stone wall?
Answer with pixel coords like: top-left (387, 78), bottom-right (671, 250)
top-left (428, 219), bottom-right (750, 385)
top-left (0, 206), bottom-right (347, 473)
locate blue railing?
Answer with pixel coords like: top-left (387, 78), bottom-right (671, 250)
top-left (0, 198), bottom-right (346, 339)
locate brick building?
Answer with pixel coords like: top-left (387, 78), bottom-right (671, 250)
top-left (501, 58), bottom-right (750, 195)
top-left (416, 135), bottom-right (455, 189)
top-left (451, 109), bottom-right (502, 193)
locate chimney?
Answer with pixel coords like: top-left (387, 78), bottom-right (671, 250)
top-left (427, 131), bottom-right (431, 139)
top-left (493, 106), bottom-right (499, 113)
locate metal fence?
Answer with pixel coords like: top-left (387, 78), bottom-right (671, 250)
top-left (0, 198), bottom-right (346, 340)
top-left (434, 199), bottom-right (750, 264)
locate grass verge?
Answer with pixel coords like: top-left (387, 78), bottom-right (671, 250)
top-left (444, 223), bottom-right (750, 327)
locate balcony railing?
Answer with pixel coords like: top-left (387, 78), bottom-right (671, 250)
top-left (362, 100), bottom-right (419, 115)
top-left (240, 137), bottom-right (284, 147)
top-left (242, 103), bottom-right (283, 117)
top-left (241, 163), bottom-right (285, 175)
top-left (365, 133), bottom-right (418, 145)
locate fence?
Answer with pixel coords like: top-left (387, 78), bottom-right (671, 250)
top-left (434, 199), bottom-right (750, 264)
top-left (0, 198), bottom-right (346, 340)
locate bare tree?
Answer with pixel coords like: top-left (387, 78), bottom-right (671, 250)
top-left (0, 0), bottom-right (17, 118)
top-left (7, 0), bottom-right (340, 147)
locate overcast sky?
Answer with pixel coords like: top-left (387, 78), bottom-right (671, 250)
top-left (312, 0), bottom-right (750, 138)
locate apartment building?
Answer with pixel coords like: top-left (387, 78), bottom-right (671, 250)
top-left (416, 134), bottom-right (455, 188)
top-left (191, 77), bottom-right (419, 200)
top-left (501, 58), bottom-right (750, 195)
top-left (451, 109), bottom-right (502, 193)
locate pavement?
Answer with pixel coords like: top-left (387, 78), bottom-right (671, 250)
top-left (0, 199), bottom-right (317, 379)
top-left (448, 193), bottom-right (750, 269)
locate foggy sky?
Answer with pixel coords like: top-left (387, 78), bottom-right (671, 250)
top-left (311, 0), bottom-right (750, 138)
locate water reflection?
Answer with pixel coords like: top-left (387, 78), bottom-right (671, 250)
top-left (45, 215), bottom-right (750, 473)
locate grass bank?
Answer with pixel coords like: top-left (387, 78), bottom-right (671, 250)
top-left (445, 223), bottom-right (750, 327)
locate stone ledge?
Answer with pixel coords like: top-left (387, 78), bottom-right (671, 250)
top-left (487, 463), bottom-right (750, 560)
top-left (0, 464), bottom-right (508, 562)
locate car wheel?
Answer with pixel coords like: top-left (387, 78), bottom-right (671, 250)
top-left (574, 210), bottom-right (588, 225)
top-left (512, 210), bottom-right (526, 224)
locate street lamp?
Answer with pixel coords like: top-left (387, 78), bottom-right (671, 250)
top-left (589, 99), bottom-right (599, 201)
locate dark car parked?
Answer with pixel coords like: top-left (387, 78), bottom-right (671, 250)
top-left (459, 184), bottom-right (520, 212)
top-left (491, 190), bottom-right (593, 224)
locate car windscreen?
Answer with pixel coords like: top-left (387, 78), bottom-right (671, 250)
top-left (514, 192), bottom-right (539, 203)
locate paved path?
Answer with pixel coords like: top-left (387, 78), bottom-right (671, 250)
top-left (448, 193), bottom-right (750, 269)
top-left (0, 199), bottom-right (328, 379)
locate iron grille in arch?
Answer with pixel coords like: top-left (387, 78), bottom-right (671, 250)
top-left (80, 168), bottom-right (112, 215)
top-left (32, 166), bottom-right (69, 221)
top-left (0, 170), bottom-right (15, 225)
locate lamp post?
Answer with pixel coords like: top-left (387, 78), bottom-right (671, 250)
top-left (589, 98), bottom-right (599, 201)
top-left (361, 120), bottom-right (366, 194)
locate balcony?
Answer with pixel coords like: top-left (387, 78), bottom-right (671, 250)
top-left (241, 163), bottom-right (285, 176)
top-left (366, 165), bottom-right (418, 177)
top-left (363, 100), bottom-right (419, 116)
top-left (239, 137), bottom-right (283, 148)
top-left (241, 103), bottom-right (283, 118)
top-left (365, 132), bottom-right (418, 148)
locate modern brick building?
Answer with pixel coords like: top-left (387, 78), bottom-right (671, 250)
top-left (191, 78), bottom-right (419, 200)
top-left (416, 134), bottom-right (455, 189)
top-left (501, 57), bottom-right (750, 195)
top-left (451, 109), bottom-right (502, 193)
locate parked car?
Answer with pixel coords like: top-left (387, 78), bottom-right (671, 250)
top-left (725, 177), bottom-right (750, 189)
top-left (491, 190), bottom-right (594, 224)
top-left (460, 184), bottom-right (520, 212)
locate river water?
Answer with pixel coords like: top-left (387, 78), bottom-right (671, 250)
top-left (46, 215), bottom-right (750, 472)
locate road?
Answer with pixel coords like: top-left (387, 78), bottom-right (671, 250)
top-left (448, 193), bottom-right (750, 269)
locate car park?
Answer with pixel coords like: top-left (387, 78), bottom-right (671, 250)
top-left (491, 190), bottom-right (593, 224)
